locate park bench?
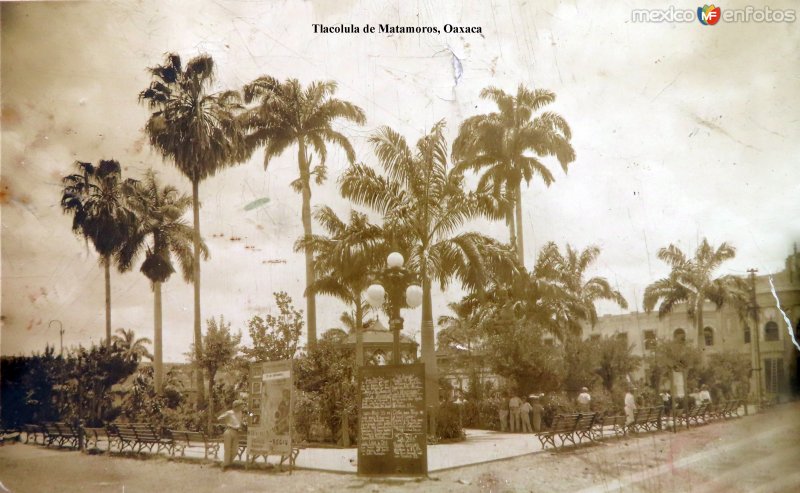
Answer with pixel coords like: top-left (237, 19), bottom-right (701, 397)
top-left (537, 413), bottom-right (581, 449)
top-left (675, 403), bottom-right (709, 428)
top-left (629, 406), bottom-right (663, 433)
top-left (237, 435), bottom-right (304, 469)
top-left (110, 423), bottom-right (173, 455)
top-left (82, 427), bottom-right (112, 452)
top-left (42, 422), bottom-right (80, 449)
top-left (574, 412), bottom-right (598, 443)
top-left (721, 399), bottom-right (741, 419)
top-left (1, 427), bottom-right (20, 445)
top-left (593, 414), bottom-right (626, 439)
top-left (23, 424), bottom-right (45, 445)
top-left (170, 429), bottom-right (221, 460)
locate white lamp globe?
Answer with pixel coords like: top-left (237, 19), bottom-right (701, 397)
top-left (405, 285), bottom-right (423, 308)
top-left (387, 252), bottom-right (404, 269)
top-left (365, 284), bottom-right (386, 308)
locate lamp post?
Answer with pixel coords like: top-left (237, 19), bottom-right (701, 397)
top-left (748, 268), bottom-right (764, 411)
top-left (49, 320), bottom-right (64, 356)
top-left (365, 252), bottom-right (423, 365)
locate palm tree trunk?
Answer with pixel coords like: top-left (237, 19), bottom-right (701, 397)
top-left (153, 281), bottom-right (163, 394)
top-left (355, 300), bottom-right (364, 367)
top-left (507, 203), bottom-right (516, 256)
top-left (513, 180), bottom-right (525, 267)
top-left (298, 139), bottom-right (317, 348)
top-left (420, 273), bottom-right (439, 436)
top-left (191, 178), bottom-right (206, 406)
top-left (104, 256), bottom-right (111, 345)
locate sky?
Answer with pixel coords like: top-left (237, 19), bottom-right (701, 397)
top-left (2, 0), bottom-right (799, 361)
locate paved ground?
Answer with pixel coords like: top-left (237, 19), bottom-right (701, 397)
top-left (1, 402), bottom-right (798, 492)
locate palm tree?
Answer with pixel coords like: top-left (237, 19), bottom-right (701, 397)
top-left (340, 120), bottom-right (513, 424)
top-left (296, 206), bottom-right (385, 366)
top-left (539, 242), bottom-right (628, 338)
top-left (241, 77), bottom-right (366, 348)
top-left (643, 239), bottom-right (749, 342)
top-left (140, 53), bottom-right (244, 403)
top-left (117, 170), bottom-right (207, 393)
top-left (61, 160), bottom-right (134, 345)
top-left (452, 85), bottom-right (576, 266)
top-left (112, 328), bottom-right (154, 363)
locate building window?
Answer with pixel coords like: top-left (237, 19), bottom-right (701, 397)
top-left (643, 330), bottom-right (656, 350)
top-left (764, 358), bottom-right (785, 394)
top-left (616, 332), bottom-right (628, 345)
top-left (673, 328), bottom-right (686, 343)
top-left (764, 321), bottom-right (779, 342)
top-left (703, 327), bottom-right (714, 346)
top-left (744, 325), bottom-right (751, 344)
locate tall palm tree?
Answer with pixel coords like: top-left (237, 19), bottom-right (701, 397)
top-left (61, 160), bottom-right (134, 345)
top-left (112, 328), bottom-right (154, 363)
top-left (452, 85), bottom-right (576, 266)
top-left (296, 206), bottom-right (385, 366)
top-left (140, 53), bottom-right (244, 404)
top-left (538, 242), bottom-right (628, 338)
top-left (117, 170), bottom-right (207, 393)
top-left (241, 77), bottom-right (366, 348)
top-left (643, 239), bottom-right (749, 342)
top-left (340, 120), bottom-right (513, 423)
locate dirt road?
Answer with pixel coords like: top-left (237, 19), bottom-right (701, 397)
top-left (1, 402), bottom-right (798, 492)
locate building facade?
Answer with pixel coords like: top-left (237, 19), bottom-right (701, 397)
top-left (582, 251), bottom-right (800, 400)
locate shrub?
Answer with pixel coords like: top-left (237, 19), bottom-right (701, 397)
top-left (436, 401), bottom-right (465, 441)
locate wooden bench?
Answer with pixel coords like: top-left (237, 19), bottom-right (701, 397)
top-left (675, 403), bottom-right (708, 428)
top-left (593, 414), bottom-right (626, 439)
top-left (721, 399), bottom-right (741, 419)
top-left (23, 424), bottom-right (45, 445)
top-left (1, 428), bottom-right (21, 445)
top-left (537, 413), bottom-right (581, 449)
top-left (236, 435), bottom-right (303, 469)
top-left (110, 423), bottom-right (173, 455)
top-left (629, 406), bottom-right (663, 433)
top-left (170, 429), bottom-right (220, 460)
top-left (574, 413), bottom-right (598, 443)
top-left (82, 427), bottom-right (112, 452)
top-left (42, 422), bottom-right (80, 449)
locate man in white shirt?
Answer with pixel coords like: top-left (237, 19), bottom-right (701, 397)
top-left (508, 395), bottom-right (522, 432)
top-left (624, 388), bottom-right (637, 426)
top-left (698, 385), bottom-right (712, 404)
top-left (217, 400), bottom-right (245, 470)
top-left (519, 398), bottom-right (533, 433)
top-left (577, 387), bottom-right (591, 412)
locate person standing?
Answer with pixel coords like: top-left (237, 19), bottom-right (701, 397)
top-left (624, 387), bottom-right (637, 426)
top-left (520, 398), bottom-right (533, 433)
top-left (530, 395), bottom-right (544, 432)
top-left (508, 394), bottom-right (522, 432)
top-left (577, 387), bottom-right (592, 413)
top-left (662, 391), bottom-right (673, 414)
top-left (498, 393), bottom-right (509, 432)
top-left (699, 385), bottom-right (712, 404)
top-left (217, 399), bottom-right (245, 471)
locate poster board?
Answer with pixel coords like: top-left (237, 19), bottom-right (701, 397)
top-left (357, 363), bottom-right (427, 476)
top-left (247, 359), bottom-right (293, 460)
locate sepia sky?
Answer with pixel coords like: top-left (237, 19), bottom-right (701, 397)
top-left (2, 0), bottom-right (799, 361)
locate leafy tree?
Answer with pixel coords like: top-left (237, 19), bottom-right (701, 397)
top-left (699, 351), bottom-right (751, 400)
top-left (452, 85), bottom-right (576, 266)
top-left (561, 337), bottom-right (601, 393)
top-left (594, 336), bottom-right (640, 392)
top-left (61, 160), bottom-right (135, 344)
top-left (643, 238), bottom-right (749, 342)
top-left (118, 170), bottom-right (206, 393)
top-left (437, 301), bottom-right (486, 400)
top-left (297, 206), bottom-right (385, 365)
top-left (646, 338), bottom-right (703, 393)
top-left (295, 335), bottom-right (356, 444)
top-left (140, 53), bottom-right (245, 404)
top-left (111, 328), bottom-right (153, 363)
top-left (340, 120), bottom-right (513, 418)
top-left (195, 316), bottom-right (241, 431)
top-left (242, 77), bottom-right (366, 348)
top-left (240, 291), bottom-right (303, 363)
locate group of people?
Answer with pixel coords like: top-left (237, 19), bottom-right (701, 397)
top-left (497, 394), bottom-right (545, 432)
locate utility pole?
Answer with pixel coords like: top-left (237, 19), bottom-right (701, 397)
top-left (748, 269), bottom-right (764, 410)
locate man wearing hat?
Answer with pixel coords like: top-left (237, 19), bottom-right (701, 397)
top-left (217, 399), bottom-right (245, 470)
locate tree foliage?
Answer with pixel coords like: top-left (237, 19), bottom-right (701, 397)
top-left (240, 292), bottom-right (303, 363)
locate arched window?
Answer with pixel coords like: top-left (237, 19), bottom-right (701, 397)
top-left (764, 321), bottom-right (779, 341)
top-left (703, 327), bottom-right (714, 346)
top-left (673, 328), bottom-right (686, 343)
top-left (743, 325), bottom-right (751, 344)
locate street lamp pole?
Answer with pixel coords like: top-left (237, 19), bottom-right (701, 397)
top-left (366, 253), bottom-right (423, 365)
top-left (748, 268), bottom-right (764, 410)
top-left (49, 320), bottom-right (64, 356)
